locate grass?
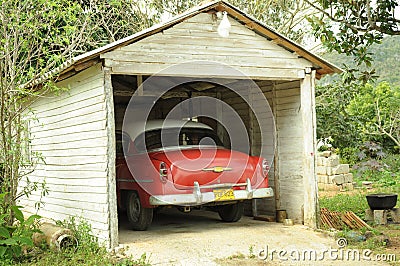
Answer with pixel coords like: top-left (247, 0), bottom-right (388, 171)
top-left (318, 164), bottom-right (400, 262)
top-left (319, 192), bottom-right (370, 218)
top-left (2, 217), bottom-right (151, 266)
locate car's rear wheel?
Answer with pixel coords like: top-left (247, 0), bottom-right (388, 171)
top-left (218, 202), bottom-right (244, 222)
top-left (126, 191), bottom-right (153, 230)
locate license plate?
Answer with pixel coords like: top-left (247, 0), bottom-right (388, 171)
top-left (213, 189), bottom-right (235, 201)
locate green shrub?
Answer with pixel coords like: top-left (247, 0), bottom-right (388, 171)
top-left (0, 198), bottom-right (41, 261)
top-left (17, 217), bottom-right (152, 266)
top-left (56, 216), bottom-right (99, 252)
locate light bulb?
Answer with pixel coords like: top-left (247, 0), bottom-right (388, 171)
top-left (217, 11), bottom-right (231, 38)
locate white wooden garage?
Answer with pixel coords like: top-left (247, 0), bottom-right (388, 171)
top-left (19, 1), bottom-right (340, 248)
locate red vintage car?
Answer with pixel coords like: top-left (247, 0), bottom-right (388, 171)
top-left (116, 120), bottom-right (274, 230)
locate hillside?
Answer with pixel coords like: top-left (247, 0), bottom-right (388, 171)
top-left (319, 35), bottom-right (400, 86)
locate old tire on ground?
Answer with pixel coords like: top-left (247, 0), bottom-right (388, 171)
top-left (218, 202), bottom-right (244, 222)
top-left (126, 191), bottom-right (153, 231)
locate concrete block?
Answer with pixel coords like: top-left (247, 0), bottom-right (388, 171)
top-left (326, 166), bottom-right (333, 176)
top-left (390, 208), bottom-right (400, 223)
top-left (316, 166), bottom-right (327, 175)
top-left (321, 151), bottom-right (332, 158)
top-left (317, 157), bottom-right (324, 166)
top-left (325, 155), bottom-right (339, 167)
top-left (329, 174), bottom-right (344, 185)
top-left (343, 173), bottom-right (353, 183)
top-left (362, 181), bottom-right (373, 189)
top-left (317, 174), bottom-right (329, 184)
top-left (365, 209), bottom-right (374, 221)
top-left (319, 183), bottom-right (341, 191)
top-left (332, 164), bottom-right (350, 175)
top-left (341, 182), bottom-right (354, 191)
top-left (374, 210), bottom-right (387, 225)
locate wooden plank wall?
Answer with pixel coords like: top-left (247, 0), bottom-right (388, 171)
top-left (275, 81), bottom-right (305, 223)
top-left (241, 80), bottom-right (305, 221)
top-left (19, 64), bottom-right (112, 245)
top-left (102, 13), bottom-right (311, 80)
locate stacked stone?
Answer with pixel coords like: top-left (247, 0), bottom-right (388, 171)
top-left (317, 151), bottom-right (353, 191)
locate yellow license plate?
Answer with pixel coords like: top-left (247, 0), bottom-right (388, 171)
top-left (213, 189), bottom-right (235, 201)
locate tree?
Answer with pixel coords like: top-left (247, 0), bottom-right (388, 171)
top-left (315, 78), bottom-right (362, 150)
top-left (347, 82), bottom-right (400, 151)
top-left (80, 0), bottom-right (159, 48)
top-left (0, 0), bottom-right (89, 224)
top-left (306, 0), bottom-right (399, 66)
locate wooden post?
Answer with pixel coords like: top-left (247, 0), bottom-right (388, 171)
top-left (137, 75), bottom-right (143, 96)
top-left (103, 66), bottom-right (119, 248)
top-left (300, 70), bottom-right (318, 227)
top-left (272, 82), bottom-right (280, 210)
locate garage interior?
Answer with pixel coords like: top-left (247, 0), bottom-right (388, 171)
top-left (112, 74), bottom-right (303, 225)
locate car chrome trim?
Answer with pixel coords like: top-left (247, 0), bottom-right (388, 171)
top-left (149, 178), bottom-right (274, 206)
top-left (198, 182), bottom-right (247, 189)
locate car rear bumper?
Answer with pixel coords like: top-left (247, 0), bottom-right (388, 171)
top-left (149, 178), bottom-right (274, 206)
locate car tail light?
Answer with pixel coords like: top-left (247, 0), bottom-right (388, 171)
top-left (262, 159), bottom-right (269, 178)
top-left (159, 162), bottom-right (168, 183)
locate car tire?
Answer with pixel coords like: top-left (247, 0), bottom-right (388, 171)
top-left (126, 191), bottom-right (153, 231)
top-left (218, 202), bottom-right (244, 222)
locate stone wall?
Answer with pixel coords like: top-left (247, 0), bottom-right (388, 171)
top-left (317, 151), bottom-right (353, 191)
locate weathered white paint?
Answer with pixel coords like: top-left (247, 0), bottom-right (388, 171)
top-left (103, 66), bottom-right (119, 248)
top-left (19, 63), bottom-right (114, 246)
top-left (300, 70), bottom-right (318, 227)
top-left (101, 13), bottom-right (312, 80)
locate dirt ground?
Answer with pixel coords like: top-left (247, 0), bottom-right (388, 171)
top-left (118, 208), bottom-right (393, 265)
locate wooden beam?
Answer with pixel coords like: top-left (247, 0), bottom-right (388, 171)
top-left (113, 90), bottom-right (217, 98)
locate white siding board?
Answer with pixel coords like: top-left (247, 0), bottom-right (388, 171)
top-left (38, 177), bottom-right (107, 187)
top-left (32, 102), bottom-right (106, 126)
top-left (32, 162), bottom-right (107, 172)
top-left (120, 45), bottom-right (296, 58)
top-left (41, 191), bottom-right (108, 204)
top-left (30, 70), bottom-right (104, 109)
top-left (34, 156), bottom-right (107, 166)
top-left (32, 134), bottom-right (107, 148)
top-left (41, 198), bottom-right (108, 213)
top-left (30, 110), bottom-right (107, 132)
top-left (30, 130), bottom-right (107, 146)
top-left (32, 93), bottom-right (105, 117)
top-left (42, 184), bottom-right (107, 194)
top-left (108, 61), bottom-right (305, 80)
top-left (104, 52), bottom-right (305, 69)
top-left (30, 120), bottom-right (107, 139)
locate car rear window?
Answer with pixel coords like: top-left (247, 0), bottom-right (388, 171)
top-left (133, 127), bottom-right (224, 152)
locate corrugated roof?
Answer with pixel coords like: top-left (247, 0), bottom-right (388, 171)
top-left (26, 0), bottom-right (341, 87)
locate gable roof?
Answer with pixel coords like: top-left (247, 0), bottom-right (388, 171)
top-left (30, 0), bottom-right (341, 86)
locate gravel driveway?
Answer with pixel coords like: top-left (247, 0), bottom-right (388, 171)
top-left (118, 209), bottom-right (390, 265)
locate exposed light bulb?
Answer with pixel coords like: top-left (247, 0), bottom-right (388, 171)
top-left (217, 11), bottom-right (231, 38)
